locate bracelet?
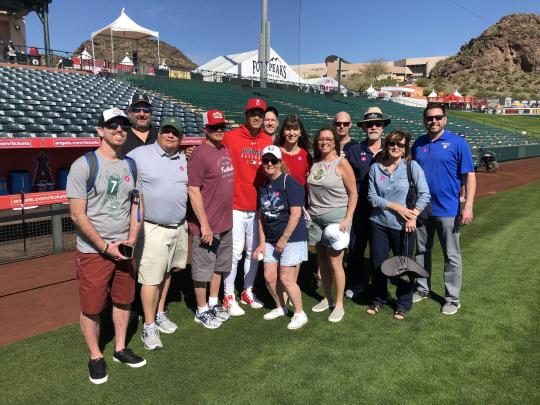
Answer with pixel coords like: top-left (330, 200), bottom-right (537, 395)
top-left (101, 243), bottom-right (109, 255)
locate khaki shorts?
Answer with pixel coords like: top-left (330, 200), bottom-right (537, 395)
top-left (137, 220), bottom-right (188, 285)
top-left (191, 230), bottom-right (232, 282)
top-left (308, 207), bottom-right (349, 247)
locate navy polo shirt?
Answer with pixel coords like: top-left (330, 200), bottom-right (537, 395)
top-left (412, 129), bottom-right (474, 217)
top-left (346, 140), bottom-right (381, 209)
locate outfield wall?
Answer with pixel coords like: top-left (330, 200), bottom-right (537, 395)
top-left (484, 144), bottom-right (540, 161)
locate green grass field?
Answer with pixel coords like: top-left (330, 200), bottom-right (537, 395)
top-left (1, 183), bottom-right (540, 404)
top-left (448, 111), bottom-right (540, 139)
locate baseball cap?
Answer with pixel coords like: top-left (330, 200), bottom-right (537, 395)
top-left (128, 93), bottom-right (151, 109)
top-left (160, 117), bottom-right (183, 133)
top-left (245, 97), bottom-right (267, 112)
top-left (262, 145), bottom-right (282, 160)
top-left (98, 107), bottom-right (129, 127)
top-left (266, 106), bottom-right (279, 117)
top-left (323, 223), bottom-right (350, 251)
top-left (203, 110), bottom-right (226, 126)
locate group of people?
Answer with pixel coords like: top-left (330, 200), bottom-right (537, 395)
top-left (66, 93), bottom-right (476, 385)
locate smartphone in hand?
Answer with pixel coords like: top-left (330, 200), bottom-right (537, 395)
top-left (118, 244), bottom-right (134, 259)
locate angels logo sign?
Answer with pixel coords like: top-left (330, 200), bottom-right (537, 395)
top-left (213, 111), bottom-right (223, 119)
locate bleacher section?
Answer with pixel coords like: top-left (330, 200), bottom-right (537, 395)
top-left (0, 65), bottom-right (538, 152)
top-left (0, 66), bottom-right (202, 138)
top-left (123, 75), bottom-right (540, 151)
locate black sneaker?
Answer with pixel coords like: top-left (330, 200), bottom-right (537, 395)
top-left (113, 348), bottom-right (147, 368)
top-left (88, 357), bottom-right (108, 385)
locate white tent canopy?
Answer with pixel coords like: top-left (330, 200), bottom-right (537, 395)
top-left (305, 77), bottom-right (347, 94)
top-left (195, 48), bottom-right (304, 84)
top-left (453, 90), bottom-right (462, 97)
top-left (80, 47), bottom-right (92, 60)
top-left (91, 8), bottom-right (160, 69)
top-left (366, 85), bottom-right (377, 94)
top-left (120, 54), bottom-right (133, 66)
top-left (428, 89), bottom-right (437, 98)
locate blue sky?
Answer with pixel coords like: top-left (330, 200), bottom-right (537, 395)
top-left (25, 0), bottom-right (540, 66)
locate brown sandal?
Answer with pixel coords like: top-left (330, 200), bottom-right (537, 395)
top-left (393, 310), bottom-right (407, 320)
top-left (367, 305), bottom-right (381, 315)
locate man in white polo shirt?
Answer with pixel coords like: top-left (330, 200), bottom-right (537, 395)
top-left (127, 117), bottom-right (188, 350)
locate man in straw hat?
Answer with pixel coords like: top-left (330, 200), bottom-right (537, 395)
top-left (343, 107), bottom-right (391, 299)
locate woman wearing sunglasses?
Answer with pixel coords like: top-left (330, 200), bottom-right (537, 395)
top-left (253, 146), bottom-right (309, 330)
top-left (274, 115), bottom-right (312, 186)
top-left (366, 130), bottom-right (430, 320)
top-left (307, 127), bottom-right (357, 323)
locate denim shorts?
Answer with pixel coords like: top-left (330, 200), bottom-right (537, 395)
top-left (264, 240), bottom-right (308, 267)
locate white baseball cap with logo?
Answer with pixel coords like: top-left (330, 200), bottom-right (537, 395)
top-left (323, 223), bottom-right (350, 251)
top-left (262, 145), bottom-right (282, 160)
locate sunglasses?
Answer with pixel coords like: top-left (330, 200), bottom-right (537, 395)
top-left (262, 157), bottom-right (280, 165)
top-left (364, 121), bottom-right (383, 128)
top-left (131, 106), bottom-right (152, 114)
top-left (334, 121), bottom-right (351, 127)
top-left (387, 141), bottom-right (406, 149)
top-left (425, 114), bottom-right (445, 122)
top-left (161, 129), bottom-right (181, 138)
top-left (207, 124), bottom-right (227, 132)
top-left (104, 121), bottom-right (130, 131)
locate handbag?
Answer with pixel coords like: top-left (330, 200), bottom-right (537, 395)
top-left (405, 160), bottom-right (430, 226)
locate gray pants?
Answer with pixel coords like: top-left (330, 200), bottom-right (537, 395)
top-left (415, 216), bottom-right (462, 304)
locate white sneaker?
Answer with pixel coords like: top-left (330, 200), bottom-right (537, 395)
top-left (240, 288), bottom-right (264, 309)
top-left (263, 307), bottom-right (288, 320)
top-left (141, 323), bottom-right (163, 350)
top-left (287, 312), bottom-right (308, 330)
top-left (156, 312), bottom-right (178, 334)
top-left (223, 294), bottom-right (245, 316)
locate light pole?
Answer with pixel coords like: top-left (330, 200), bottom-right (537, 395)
top-left (258, 0), bottom-right (270, 88)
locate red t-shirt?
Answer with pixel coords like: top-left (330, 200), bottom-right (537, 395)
top-left (222, 125), bottom-right (272, 211)
top-left (187, 143), bottom-right (234, 235)
top-left (280, 147), bottom-right (312, 186)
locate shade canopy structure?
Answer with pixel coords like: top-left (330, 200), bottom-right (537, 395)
top-left (453, 90), bottom-right (462, 97)
top-left (195, 48), bottom-right (303, 85)
top-left (366, 85), bottom-right (377, 94)
top-left (428, 90), bottom-right (437, 98)
top-left (90, 8), bottom-right (160, 70)
top-left (120, 54), bottom-right (133, 66)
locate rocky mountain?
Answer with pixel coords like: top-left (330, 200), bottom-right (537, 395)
top-left (429, 13), bottom-right (540, 98)
top-left (73, 38), bottom-right (196, 70)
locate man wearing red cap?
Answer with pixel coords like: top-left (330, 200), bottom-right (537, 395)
top-left (188, 110), bottom-right (234, 328)
top-left (221, 98), bottom-right (273, 316)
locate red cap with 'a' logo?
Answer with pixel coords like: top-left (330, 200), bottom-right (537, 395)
top-left (245, 97), bottom-right (267, 112)
top-left (203, 109), bottom-right (226, 126)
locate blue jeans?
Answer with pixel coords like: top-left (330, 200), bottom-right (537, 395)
top-left (370, 221), bottom-right (414, 312)
top-left (415, 216), bottom-right (462, 304)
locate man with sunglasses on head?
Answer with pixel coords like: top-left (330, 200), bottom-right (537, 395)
top-left (344, 107), bottom-right (390, 299)
top-left (67, 108), bottom-right (146, 384)
top-left (221, 98), bottom-right (273, 316)
top-left (188, 110), bottom-right (234, 328)
top-left (121, 93), bottom-right (159, 155)
top-left (334, 111), bottom-right (358, 157)
top-left (411, 102), bottom-right (476, 315)
top-left (127, 117), bottom-right (188, 349)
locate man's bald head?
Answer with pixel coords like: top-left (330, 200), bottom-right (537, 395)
top-left (334, 111), bottom-right (352, 140)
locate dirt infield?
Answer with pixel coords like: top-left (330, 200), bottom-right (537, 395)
top-left (1, 157), bottom-right (540, 346)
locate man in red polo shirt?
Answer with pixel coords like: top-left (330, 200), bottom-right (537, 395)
top-left (221, 98), bottom-right (272, 316)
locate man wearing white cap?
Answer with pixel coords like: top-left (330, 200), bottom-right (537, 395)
top-left (67, 108), bottom-right (146, 384)
top-left (221, 98), bottom-right (273, 316)
top-left (188, 110), bottom-right (234, 328)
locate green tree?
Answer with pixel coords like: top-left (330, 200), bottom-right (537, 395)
top-left (361, 59), bottom-right (389, 82)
